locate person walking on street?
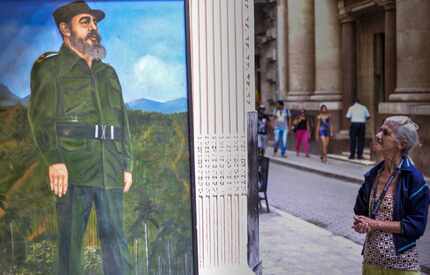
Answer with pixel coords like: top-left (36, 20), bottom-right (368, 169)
top-left (353, 116), bottom-right (429, 275)
top-left (346, 99), bottom-right (370, 159)
top-left (273, 100), bottom-right (291, 158)
top-left (293, 109), bottom-right (310, 157)
top-left (257, 105), bottom-right (269, 156)
top-left (316, 104), bottom-right (334, 163)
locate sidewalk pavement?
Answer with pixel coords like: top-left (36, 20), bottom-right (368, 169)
top-left (265, 148), bottom-right (369, 184)
top-left (260, 207), bottom-right (428, 275)
top-left (260, 207), bottom-right (363, 275)
top-left (261, 147), bottom-right (430, 274)
top-left (264, 148), bottom-right (430, 184)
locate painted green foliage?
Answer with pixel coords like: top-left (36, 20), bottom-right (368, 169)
top-left (0, 105), bottom-right (193, 274)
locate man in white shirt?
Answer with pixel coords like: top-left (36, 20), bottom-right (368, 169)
top-left (346, 99), bottom-right (370, 159)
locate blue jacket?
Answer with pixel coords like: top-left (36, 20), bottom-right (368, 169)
top-left (354, 157), bottom-right (430, 255)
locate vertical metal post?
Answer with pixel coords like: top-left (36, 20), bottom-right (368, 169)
top-left (10, 222), bottom-right (14, 265)
top-left (167, 240), bottom-right (172, 275)
top-left (135, 239), bottom-right (139, 275)
top-left (185, 253), bottom-right (188, 275)
top-left (145, 223), bottom-right (149, 274)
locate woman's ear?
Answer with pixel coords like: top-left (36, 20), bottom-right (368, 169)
top-left (398, 139), bottom-right (407, 152)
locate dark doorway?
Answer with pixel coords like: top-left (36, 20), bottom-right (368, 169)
top-left (373, 33), bottom-right (385, 136)
top-left (255, 54), bottom-right (262, 106)
top-left (374, 33), bottom-right (385, 110)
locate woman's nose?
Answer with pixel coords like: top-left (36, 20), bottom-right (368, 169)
top-left (375, 131), bottom-right (382, 139)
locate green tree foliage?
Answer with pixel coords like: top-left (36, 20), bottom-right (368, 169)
top-left (82, 246), bottom-right (103, 275)
top-left (16, 240), bottom-right (56, 275)
top-left (125, 111), bottom-right (193, 273)
top-left (0, 107), bottom-right (193, 274)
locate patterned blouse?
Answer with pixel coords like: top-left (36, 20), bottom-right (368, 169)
top-left (363, 187), bottom-right (419, 271)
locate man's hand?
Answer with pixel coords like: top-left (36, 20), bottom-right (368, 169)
top-left (123, 171), bottom-right (133, 192)
top-left (48, 163), bottom-right (68, 197)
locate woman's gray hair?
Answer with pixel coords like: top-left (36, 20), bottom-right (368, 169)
top-left (384, 116), bottom-right (420, 155)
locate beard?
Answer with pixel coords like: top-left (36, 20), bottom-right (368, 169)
top-left (70, 30), bottom-right (106, 60)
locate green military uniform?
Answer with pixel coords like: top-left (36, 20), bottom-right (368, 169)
top-left (28, 44), bottom-right (132, 275)
top-left (29, 44), bottom-right (132, 187)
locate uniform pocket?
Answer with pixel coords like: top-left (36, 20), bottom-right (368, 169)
top-left (59, 137), bottom-right (88, 152)
top-left (104, 140), bottom-right (127, 171)
top-left (60, 77), bottom-right (95, 114)
top-left (108, 89), bottom-right (123, 110)
top-left (113, 140), bottom-right (125, 154)
top-left (59, 137), bottom-right (96, 182)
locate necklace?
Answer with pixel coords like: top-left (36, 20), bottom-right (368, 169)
top-left (370, 159), bottom-right (403, 218)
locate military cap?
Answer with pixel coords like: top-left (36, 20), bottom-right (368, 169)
top-left (53, 1), bottom-right (105, 27)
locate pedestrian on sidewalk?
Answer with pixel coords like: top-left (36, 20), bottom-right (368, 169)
top-left (257, 105), bottom-right (269, 156)
top-left (353, 116), bottom-right (429, 275)
top-left (315, 104), bottom-right (334, 163)
top-left (292, 108), bottom-right (310, 157)
top-left (346, 99), bottom-right (370, 159)
top-left (272, 100), bottom-right (291, 158)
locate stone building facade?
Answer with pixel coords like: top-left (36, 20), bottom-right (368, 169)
top-left (255, 0), bottom-right (430, 175)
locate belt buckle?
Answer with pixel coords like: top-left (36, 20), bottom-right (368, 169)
top-left (95, 124), bottom-right (114, 140)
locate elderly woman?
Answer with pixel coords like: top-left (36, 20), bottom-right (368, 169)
top-left (353, 116), bottom-right (429, 275)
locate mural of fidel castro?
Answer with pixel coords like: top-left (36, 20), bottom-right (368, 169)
top-left (28, 1), bottom-right (134, 274)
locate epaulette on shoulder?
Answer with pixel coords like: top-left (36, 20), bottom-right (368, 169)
top-left (36, 51), bottom-right (58, 63)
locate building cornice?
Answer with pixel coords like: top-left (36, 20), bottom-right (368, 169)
top-left (338, 0), bottom-right (355, 23)
top-left (379, 103), bottom-right (430, 116)
top-left (338, 0), bottom-right (393, 19)
top-left (375, 0), bottom-right (395, 10)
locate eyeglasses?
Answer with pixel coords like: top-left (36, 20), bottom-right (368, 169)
top-left (378, 127), bottom-right (391, 136)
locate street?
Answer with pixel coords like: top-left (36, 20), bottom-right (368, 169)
top-left (267, 161), bottom-right (364, 244)
top-left (261, 160), bottom-right (430, 273)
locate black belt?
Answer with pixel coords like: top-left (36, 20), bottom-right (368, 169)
top-left (56, 123), bottom-right (123, 140)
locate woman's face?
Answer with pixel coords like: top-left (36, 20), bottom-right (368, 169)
top-left (320, 105), bottom-right (327, 113)
top-left (375, 123), bottom-right (400, 154)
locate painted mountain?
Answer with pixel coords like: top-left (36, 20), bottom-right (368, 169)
top-left (21, 95), bottom-right (30, 106)
top-left (0, 83), bottom-right (21, 107)
top-left (127, 97), bottom-right (187, 114)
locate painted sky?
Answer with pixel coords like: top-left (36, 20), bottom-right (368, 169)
top-left (0, 0), bottom-right (187, 103)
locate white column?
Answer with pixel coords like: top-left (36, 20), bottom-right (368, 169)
top-left (311, 0), bottom-right (342, 101)
top-left (286, 0), bottom-right (315, 101)
top-left (276, 0), bottom-right (288, 99)
top-left (189, 0), bottom-right (255, 274)
top-left (390, 0), bottom-right (430, 101)
top-left (384, 2), bottom-right (396, 101)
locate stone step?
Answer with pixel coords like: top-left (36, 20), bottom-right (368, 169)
top-left (328, 153), bottom-right (376, 166)
top-left (340, 150), bottom-right (371, 159)
top-left (340, 148), bottom-right (371, 154)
